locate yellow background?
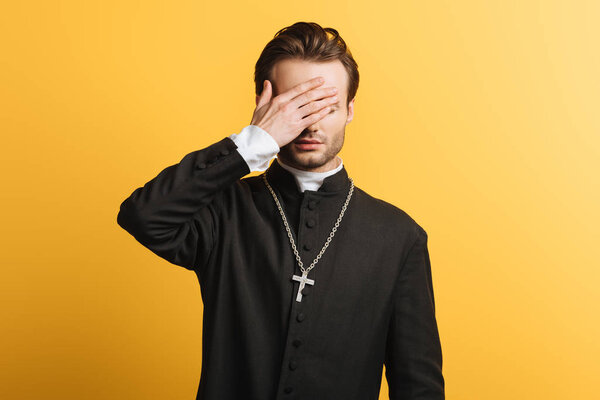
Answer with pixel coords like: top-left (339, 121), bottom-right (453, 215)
top-left (1, 1), bottom-right (599, 399)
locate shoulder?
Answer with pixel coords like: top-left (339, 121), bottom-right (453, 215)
top-left (352, 185), bottom-right (427, 240)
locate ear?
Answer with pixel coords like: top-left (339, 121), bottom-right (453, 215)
top-left (345, 97), bottom-right (355, 125)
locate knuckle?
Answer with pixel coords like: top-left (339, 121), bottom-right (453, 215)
top-left (281, 103), bottom-right (292, 113)
top-left (298, 92), bottom-right (309, 105)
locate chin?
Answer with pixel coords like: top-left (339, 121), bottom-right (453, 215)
top-left (280, 146), bottom-right (334, 168)
top-left (295, 157), bottom-right (332, 171)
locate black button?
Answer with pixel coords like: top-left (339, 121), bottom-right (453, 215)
top-left (303, 243), bottom-right (311, 251)
top-left (292, 338), bottom-right (303, 347)
top-left (296, 312), bottom-right (306, 322)
top-left (306, 219), bottom-right (315, 228)
top-left (289, 360), bottom-right (298, 370)
top-left (220, 149), bottom-right (230, 155)
top-left (284, 387), bottom-right (293, 394)
top-left (301, 287), bottom-right (311, 297)
top-left (196, 162), bottom-right (207, 169)
top-left (308, 200), bottom-right (317, 210)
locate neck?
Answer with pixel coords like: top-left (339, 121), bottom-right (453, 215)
top-left (276, 156), bottom-right (344, 192)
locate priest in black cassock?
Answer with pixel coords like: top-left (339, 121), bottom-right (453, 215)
top-left (117, 21), bottom-right (444, 400)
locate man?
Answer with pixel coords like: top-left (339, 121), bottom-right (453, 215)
top-left (117, 21), bottom-right (444, 400)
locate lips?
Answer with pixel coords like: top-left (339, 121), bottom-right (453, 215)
top-left (295, 139), bottom-right (322, 144)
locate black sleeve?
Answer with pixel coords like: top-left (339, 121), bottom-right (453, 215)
top-left (384, 225), bottom-right (445, 399)
top-left (116, 136), bottom-right (250, 271)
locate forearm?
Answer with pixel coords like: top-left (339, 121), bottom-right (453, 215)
top-left (116, 125), bottom-right (280, 269)
top-left (116, 134), bottom-right (248, 269)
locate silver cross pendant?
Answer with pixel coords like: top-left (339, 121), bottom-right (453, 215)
top-left (292, 270), bottom-right (315, 302)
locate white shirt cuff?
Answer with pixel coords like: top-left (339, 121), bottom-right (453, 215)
top-left (228, 125), bottom-right (280, 172)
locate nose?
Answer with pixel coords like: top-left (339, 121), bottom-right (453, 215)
top-left (301, 124), bottom-right (318, 135)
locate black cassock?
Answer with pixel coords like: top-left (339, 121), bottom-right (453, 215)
top-left (117, 135), bottom-right (445, 400)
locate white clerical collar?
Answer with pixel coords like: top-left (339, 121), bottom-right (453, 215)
top-left (276, 156), bottom-right (344, 193)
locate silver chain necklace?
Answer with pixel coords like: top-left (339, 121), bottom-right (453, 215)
top-left (262, 169), bottom-right (354, 302)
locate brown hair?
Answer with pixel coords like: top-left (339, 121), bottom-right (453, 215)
top-left (254, 21), bottom-right (359, 107)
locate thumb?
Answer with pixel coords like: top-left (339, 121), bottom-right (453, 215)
top-left (256, 80), bottom-right (272, 109)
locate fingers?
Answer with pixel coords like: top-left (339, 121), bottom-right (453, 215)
top-left (256, 80), bottom-right (272, 109)
top-left (292, 85), bottom-right (338, 111)
top-left (276, 76), bottom-right (325, 104)
top-left (298, 94), bottom-right (338, 119)
top-left (300, 103), bottom-right (333, 127)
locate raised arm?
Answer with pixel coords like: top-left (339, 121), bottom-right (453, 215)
top-left (116, 135), bottom-right (253, 270)
top-left (117, 75), bottom-right (339, 271)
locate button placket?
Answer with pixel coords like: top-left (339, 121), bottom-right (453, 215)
top-left (276, 193), bottom-right (321, 399)
top-left (277, 299), bottom-right (306, 397)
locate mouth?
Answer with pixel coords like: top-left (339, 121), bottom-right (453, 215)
top-left (294, 139), bottom-right (322, 144)
top-left (294, 140), bottom-right (322, 150)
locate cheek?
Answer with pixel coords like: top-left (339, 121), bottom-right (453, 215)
top-left (321, 112), bottom-right (346, 140)
top-left (330, 110), bottom-right (348, 125)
